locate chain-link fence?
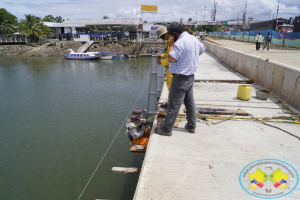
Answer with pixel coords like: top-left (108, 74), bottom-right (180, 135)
top-left (208, 30), bottom-right (300, 47)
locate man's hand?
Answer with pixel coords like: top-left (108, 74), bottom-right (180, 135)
top-left (169, 36), bottom-right (175, 48)
top-left (157, 54), bottom-right (162, 64)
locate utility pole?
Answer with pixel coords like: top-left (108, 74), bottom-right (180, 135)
top-left (214, 1), bottom-right (217, 21)
top-left (204, 6), bottom-right (207, 22)
top-left (269, 9), bottom-right (271, 20)
top-left (242, 0), bottom-right (247, 29)
top-left (276, 0), bottom-right (280, 19)
top-left (237, 13), bottom-right (240, 31)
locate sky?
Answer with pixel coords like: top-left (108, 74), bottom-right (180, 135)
top-left (1, 0), bottom-right (299, 23)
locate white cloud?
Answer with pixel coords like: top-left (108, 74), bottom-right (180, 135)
top-left (1, 0), bottom-right (299, 22)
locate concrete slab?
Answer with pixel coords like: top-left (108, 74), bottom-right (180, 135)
top-left (206, 38), bottom-right (300, 69)
top-left (134, 52), bottom-right (300, 200)
top-left (195, 53), bottom-right (248, 81)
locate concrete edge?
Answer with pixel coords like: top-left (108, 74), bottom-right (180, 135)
top-left (203, 41), bottom-right (300, 110)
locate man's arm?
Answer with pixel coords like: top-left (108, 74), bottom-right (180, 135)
top-left (167, 36), bottom-right (177, 63)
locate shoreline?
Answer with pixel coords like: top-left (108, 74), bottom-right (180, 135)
top-left (0, 41), bottom-right (166, 57)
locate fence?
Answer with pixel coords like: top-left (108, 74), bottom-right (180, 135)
top-left (208, 30), bottom-right (300, 47)
top-left (0, 34), bottom-right (27, 44)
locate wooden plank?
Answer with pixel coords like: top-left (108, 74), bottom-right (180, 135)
top-left (111, 167), bottom-right (141, 174)
top-left (196, 107), bottom-right (248, 116)
top-left (130, 145), bottom-right (146, 154)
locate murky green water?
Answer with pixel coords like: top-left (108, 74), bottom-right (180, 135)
top-left (0, 56), bottom-right (151, 200)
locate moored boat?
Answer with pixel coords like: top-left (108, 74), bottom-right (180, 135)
top-left (65, 49), bottom-right (100, 60)
top-left (99, 51), bottom-right (128, 60)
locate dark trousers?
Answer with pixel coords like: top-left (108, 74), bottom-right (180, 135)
top-left (256, 42), bottom-right (261, 50)
top-left (263, 42), bottom-right (270, 50)
top-left (162, 75), bottom-right (196, 132)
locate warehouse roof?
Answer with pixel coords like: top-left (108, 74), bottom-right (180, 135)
top-left (49, 18), bottom-right (141, 28)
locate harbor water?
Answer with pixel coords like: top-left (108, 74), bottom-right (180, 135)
top-left (0, 56), bottom-right (151, 199)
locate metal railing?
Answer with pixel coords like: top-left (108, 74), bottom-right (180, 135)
top-left (77, 40), bottom-right (94, 53)
top-left (146, 50), bottom-right (165, 125)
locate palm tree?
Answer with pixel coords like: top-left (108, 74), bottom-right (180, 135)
top-left (19, 14), bottom-right (44, 42)
top-left (0, 15), bottom-right (15, 34)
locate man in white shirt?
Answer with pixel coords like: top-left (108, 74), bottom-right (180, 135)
top-left (256, 32), bottom-right (262, 51)
top-left (154, 22), bottom-right (206, 136)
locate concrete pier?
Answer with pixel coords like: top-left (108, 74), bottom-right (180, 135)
top-left (134, 51), bottom-right (300, 199)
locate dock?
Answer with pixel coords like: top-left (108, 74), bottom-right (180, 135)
top-left (133, 40), bottom-right (300, 199)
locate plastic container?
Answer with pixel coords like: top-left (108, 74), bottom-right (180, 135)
top-left (237, 85), bottom-right (251, 101)
top-left (256, 89), bottom-right (270, 100)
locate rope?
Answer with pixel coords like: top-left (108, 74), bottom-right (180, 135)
top-left (128, 114), bottom-right (157, 130)
top-left (249, 114), bottom-right (300, 141)
top-left (203, 109), bottom-right (300, 141)
top-left (77, 79), bottom-right (150, 200)
top-left (206, 50), bottom-right (299, 115)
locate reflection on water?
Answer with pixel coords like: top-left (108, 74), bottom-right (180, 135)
top-left (0, 56), bottom-right (151, 199)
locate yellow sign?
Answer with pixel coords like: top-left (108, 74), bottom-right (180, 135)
top-left (141, 5), bottom-right (158, 13)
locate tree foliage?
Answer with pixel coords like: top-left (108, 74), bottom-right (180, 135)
top-left (196, 25), bottom-right (215, 32)
top-left (19, 14), bottom-right (52, 41)
top-left (42, 14), bottom-right (64, 23)
top-left (0, 8), bottom-right (18, 34)
top-left (103, 15), bottom-right (110, 19)
top-left (55, 16), bottom-right (64, 23)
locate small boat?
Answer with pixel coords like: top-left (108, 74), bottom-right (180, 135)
top-left (99, 51), bottom-right (128, 60)
top-left (128, 55), bottom-right (138, 58)
top-left (65, 49), bottom-right (100, 60)
top-left (128, 51), bottom-right (139, 58)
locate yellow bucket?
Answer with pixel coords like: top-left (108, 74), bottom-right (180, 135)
top-left (237, 85), bottom-right (251, 100)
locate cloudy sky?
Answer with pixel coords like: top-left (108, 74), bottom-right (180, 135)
top-left (1, 0), bottom-right (299, 22)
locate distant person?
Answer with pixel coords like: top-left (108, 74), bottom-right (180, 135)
top-left (154, 22), bottom-right (206, 136)
top-left (156, 26), bottom-right (173, 90)
top-left (125, 108), bottom-right (151, 147)
top-left (256, 32), bottom-right (262, 50)
top-left (263, 32), bottom-right (272, 51)
top-left (201, 35), bottom-right (205, 41)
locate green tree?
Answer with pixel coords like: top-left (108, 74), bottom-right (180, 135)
top-left (188, 18), bottom-right (192, 21)
top-left (103, 15), bottom-right (110, 19)
top-left (42, 14), bottom-right (56, 22)
top-left (0, 8), bottom-right (18, 34)
top-left (55, 16), bottom-right (64, 23)
top-left (19, 14), bottom-right (52, 42)
top-left (43, 15), bottom-right (64, 23)
top-left (143, 20), bottom-right (148, 23)
top-left (196, 25), bottom-right (214, 32)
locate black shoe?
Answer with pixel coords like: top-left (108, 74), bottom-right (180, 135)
top-left (184, 124), bottom-right (195, 133)
top-left (154, 127), bottom-right (172, 136)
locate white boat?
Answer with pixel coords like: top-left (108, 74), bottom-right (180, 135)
top-left (65, 49), bottom-right (100, 60)
top-left (99, 51), bottom-right (128, 60)
top-left (128, 55), bottom-right (138, 58)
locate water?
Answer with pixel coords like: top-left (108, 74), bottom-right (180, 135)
top-left (0, 56), bottom-right (152, 199)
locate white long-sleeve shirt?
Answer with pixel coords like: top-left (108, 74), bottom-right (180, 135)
top-left (256, 34), bottom-right (262, 42)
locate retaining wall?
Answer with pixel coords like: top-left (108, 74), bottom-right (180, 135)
top-left (203, 41), bottom-right (300, 110)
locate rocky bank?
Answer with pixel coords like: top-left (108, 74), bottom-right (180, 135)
top-left (0, 41), bottom-right (166, 57)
